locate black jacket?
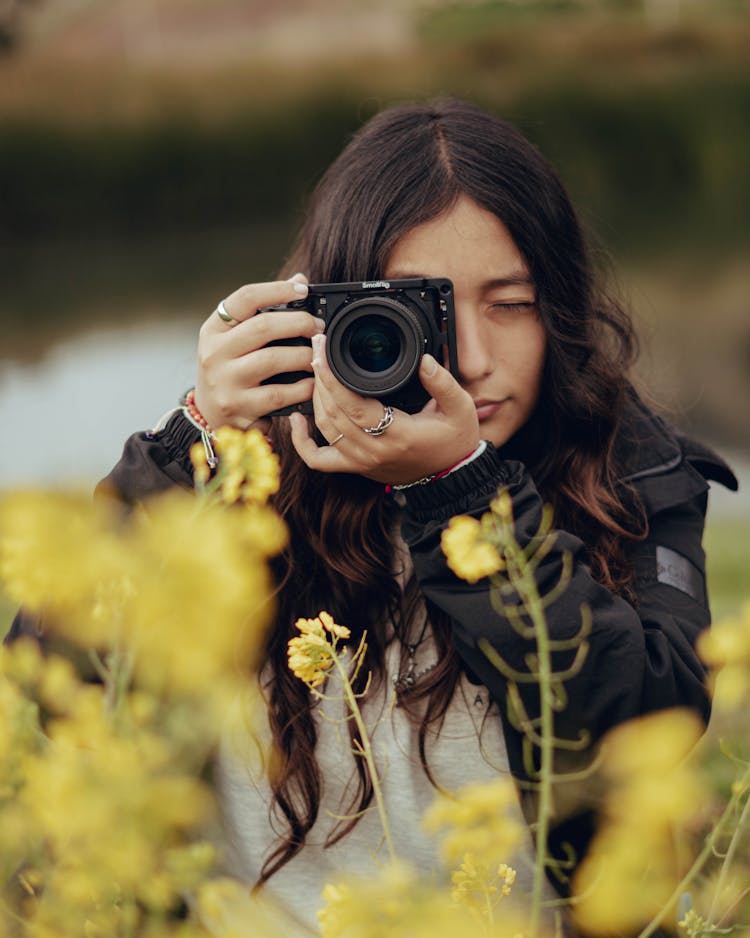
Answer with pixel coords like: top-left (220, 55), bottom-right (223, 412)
top-left (399, 395), bottom-right (737, 893)
top-left (6, 394), bottom-right (738, 900)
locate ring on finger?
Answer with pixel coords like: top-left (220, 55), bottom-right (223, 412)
top-left (362, 404), bottom-right (394, 437)
top-left (328, 432), bottom-right (345, 446)
top-left (215, 300), bottom-right (237, 325)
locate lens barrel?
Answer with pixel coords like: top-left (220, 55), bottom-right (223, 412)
top-left (326, 297), bottom-right (426, 397)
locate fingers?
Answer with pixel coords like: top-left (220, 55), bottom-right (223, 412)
top-left (206, 275), bottom-right (310, 333)
top-left (196, 273), bottom-right (323, 429)
top-left (417, 353), bottom-right (475, 419)
top-left (289, 411), bottom-right (349, 472)
top-left (290, 332), bottom-right (480, 484)
top-left (310, 334), bottom-right (389, 431)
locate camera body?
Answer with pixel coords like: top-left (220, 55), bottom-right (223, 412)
top-left (259, 277), bottom-right (457, 416)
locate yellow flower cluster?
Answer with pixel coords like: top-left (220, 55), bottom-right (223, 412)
top-left (0, 642), bottom-right (216, 936)
top-left (191, 426), bottom-right (280, 505)
top-left (450, 853), bottom-right (517, 917)
top-left (697, 600), bottom-right (750, 709)
top-left (317, 860), bottom-right (524, 938)
top-left (287, 611), bottom-right (351, 688)
top-left (422, 777), bottom-right (524, 867)
top-left (0, 487), bottom-right (286, 700)
top-left (573, 708), bottom-right (706, 935)
top-left (441, 516), bottom-right (504, 584)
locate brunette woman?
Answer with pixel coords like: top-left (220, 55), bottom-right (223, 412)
top-left (10, 98), bottom-right (737, 929)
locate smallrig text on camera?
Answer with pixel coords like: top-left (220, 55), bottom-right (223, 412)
top-left (259, 278), bottom-right (458, 416)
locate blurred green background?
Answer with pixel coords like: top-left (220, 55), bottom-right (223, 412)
top-left (0, 0), bottom-right (748, 624)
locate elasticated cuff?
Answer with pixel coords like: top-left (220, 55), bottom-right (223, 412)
top-left (399, 443), bottom-right (517, 522)
top-left (147, 410), bottom-right (203, 476)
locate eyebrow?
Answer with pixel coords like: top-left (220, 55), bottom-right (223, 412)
top-left (387, 269), bottom-right (534, 288)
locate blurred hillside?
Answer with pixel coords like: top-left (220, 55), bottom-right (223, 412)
top-left (1, 0), bottom-right (749, 449)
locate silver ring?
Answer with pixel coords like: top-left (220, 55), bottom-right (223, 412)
top-left (216, 300), bottom-right (237, 325)
top-left (328, 433), bottom-right (345, 446)
top-left (362, 405), bottom-right (394, 437)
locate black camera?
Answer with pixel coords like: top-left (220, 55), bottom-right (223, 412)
top-left (259, 277), bottom-right (457, 416)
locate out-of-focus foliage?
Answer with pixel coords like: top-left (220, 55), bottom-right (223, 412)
top-left (1, 446), bottom-right (750, 934)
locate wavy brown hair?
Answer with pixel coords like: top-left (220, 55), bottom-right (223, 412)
top-left (257, 98), bottom-right (645, 884)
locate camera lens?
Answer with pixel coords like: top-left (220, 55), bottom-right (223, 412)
top-left (326, 297), bottom-right (425, 398)
top-left (348, 316), bottom-right (401, 373)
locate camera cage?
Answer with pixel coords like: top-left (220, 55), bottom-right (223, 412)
top-left (259, 277), bottom-right (457, 417)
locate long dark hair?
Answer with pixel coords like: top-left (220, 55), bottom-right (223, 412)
top-left (258, 98), bottom-right (643, 883)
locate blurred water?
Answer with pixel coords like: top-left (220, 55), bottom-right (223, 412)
top-left (0, 321), bottom-right (746, 517)
top-left (0, 322), bottom-right (199, 488)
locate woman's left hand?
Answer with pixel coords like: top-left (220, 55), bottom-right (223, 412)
top-left (289, 334), bottom-right (480, 485)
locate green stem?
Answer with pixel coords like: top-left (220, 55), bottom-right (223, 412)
top-left (483, 882), bottom-right (496, 931)
top-left (332, 648), bottom-right (397, 864)
top-left (709, 772), bottom-right (750, 923)
top-left (519, 556), bottom-right (554, 938)
top-left (636, 764), bottom-right (750, 938)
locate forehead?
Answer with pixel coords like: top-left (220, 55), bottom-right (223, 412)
top-left (385, 195), bottom-right (530, 282)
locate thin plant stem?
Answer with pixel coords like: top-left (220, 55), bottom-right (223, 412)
top-left (636, 764), bottom-right (750, 938)
top-left (709, 774), bottom-right (750, 923)
top-left (331, 648), bottom-right (397, 864)
top-left (484, 882), bottom-right (496, 930)
top-left (512, 548), bottom-right (554, 938)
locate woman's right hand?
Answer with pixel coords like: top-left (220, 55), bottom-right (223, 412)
top-left (194, 273), bottom-right (323, 433)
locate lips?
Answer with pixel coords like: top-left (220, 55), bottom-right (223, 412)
top-left (473, 398), bottom-right (506, 421)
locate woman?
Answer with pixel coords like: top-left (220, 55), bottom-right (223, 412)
top-left (16, 99), bottom-right (737, 927)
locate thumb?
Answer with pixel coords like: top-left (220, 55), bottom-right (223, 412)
top-left (419, 354), bottom-right (472, 416)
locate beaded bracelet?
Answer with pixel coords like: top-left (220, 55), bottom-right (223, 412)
top-left (181, 389), bottom-right (218, 469)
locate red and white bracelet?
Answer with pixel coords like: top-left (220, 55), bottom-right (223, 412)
top-left (387, 441), bottom-right (487, 491)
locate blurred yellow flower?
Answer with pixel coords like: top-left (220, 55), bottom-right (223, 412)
top-left (422, 777), bottom-right (523, 867)
top-left (317, 860), bottom-right (511, 938)
top-left (212, 426), bottom-right (280, 505)
top-left (698, 601), bottom-right (750, 711)
top-left (441, 515), bottom-right (504, 584)
top-left (197, 876), bottom-right (292, 937)
top-left (0, 490), bottom-right (131, 648)
top-left (573, 709), bottom-right (706, 935)
top-left (450, 853), bottom-right (517, 918)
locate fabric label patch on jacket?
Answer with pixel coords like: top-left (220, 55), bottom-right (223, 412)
top-left (656, 545), bottom-right (704, 603)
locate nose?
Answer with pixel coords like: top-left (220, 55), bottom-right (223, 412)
top-left (455, 305), bottom-right (493, 385)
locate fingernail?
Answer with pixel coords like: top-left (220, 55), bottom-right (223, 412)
top-left (314, 317), bottom-right (325, 333)
top-left (422, 354), bottom-right (437, 376)
top-left (311, 332), bottom-right (323, 366)
top-left (293, 281), bottom-right (309, 295)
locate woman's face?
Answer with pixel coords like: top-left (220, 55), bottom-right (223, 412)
top-left (384, 195), bottom-right (546, 449)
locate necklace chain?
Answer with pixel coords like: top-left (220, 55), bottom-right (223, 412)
top-left (392, 616), bottom-right (436, 696)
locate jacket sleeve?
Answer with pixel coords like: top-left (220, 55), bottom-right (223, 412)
top-left (399, 443), bottom-right (715, 774)
top-left (95, 410), bottom-right (201, 507)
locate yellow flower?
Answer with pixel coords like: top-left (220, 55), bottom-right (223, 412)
top-left (0, 490), bottom-right (130, 647)
top-left (190, 441), bottom-right (211, 486)
top-left (698, 601), bottom-right (750, 668)
top-left (490, 489), bottom-right (513, 523)
top-left (422, 778), bottom-right (523, 867)
top-left (572, 709), bottom-right (707, 935)
top-left (287, 612), bottom-right (349, 688)
top-left (450, 854), bottom-right (517, 918)
top-left (318, 860), bottom-right (525, 938)
top-left (197, 876), bottom-right (291, 936)
top-left (212, 427), bottom-right (281, 505)
top-left (441, 515), bottom-right (504, 584)
top-left (497, 863), bottom-right (516, 897)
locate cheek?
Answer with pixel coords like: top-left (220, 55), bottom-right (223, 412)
top-left (507, 320), bottom-right (547, 404)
